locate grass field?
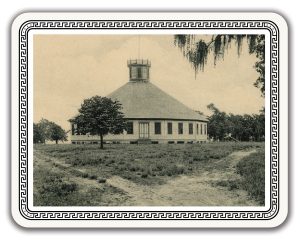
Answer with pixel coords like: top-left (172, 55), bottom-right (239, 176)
top-left (33, 142), bottom-right (265, 206)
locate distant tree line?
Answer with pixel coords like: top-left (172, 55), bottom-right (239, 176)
top-left (206, 104), bottom-right (265, 142)
top-left (33, 119), bottom-right (68, 144)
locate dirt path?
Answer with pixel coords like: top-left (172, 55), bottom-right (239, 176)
top-left (34, 148), bottom-right (259, 206)
top-left (34, 150), bottom-right (104, 190)
top-left (106, 149), bottom-right (259, 206)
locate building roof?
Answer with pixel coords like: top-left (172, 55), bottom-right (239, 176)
top-left (107, 81), bottom-right (207, 122)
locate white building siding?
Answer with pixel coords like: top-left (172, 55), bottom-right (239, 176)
top-left (70, 119), bottom-right (207, 144)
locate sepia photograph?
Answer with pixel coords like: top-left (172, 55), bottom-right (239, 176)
top-left (33, 34), bottom-right (265, 207)
top-left (11, 12), bottom-right (288, 228)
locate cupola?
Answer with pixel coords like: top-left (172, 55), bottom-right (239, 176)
top-left (127, 59), bottom-right (151, 82)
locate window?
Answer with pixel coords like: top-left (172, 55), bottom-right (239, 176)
top-left (141, 66), bottom-right (149, 79)
top-left (139, 122), bottom-right (149, 139)
top-left (196, 124), bottom-right (199, 135)
top-left (204, 124), bottom-right (207, 135)
top-left (126, 122), bottom-right (133, 134)
top-left (178, 122), bottom-right (183, 134)
top-left (130, 66), bottom-right (138, 79)
top-left (167, 122), bottom-right (172, 134)
top-left (189, 123), bottom-right (193, 134)
top-left (155, 122), bottom-right (161, 134)
top-left (137, 67), bottom-right (142, 78)
top-left (200, 124), bottom-right (203, 135)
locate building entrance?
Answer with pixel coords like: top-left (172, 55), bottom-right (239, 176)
top-left (139, 122), bottom-right (149, 139)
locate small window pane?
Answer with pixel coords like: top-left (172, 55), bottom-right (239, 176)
top-left (141, 67), bottom-right (148, 79)
top-left (137, 67), bottom-right (142, 78)
top-left (167, 122), bottom-right (172, 134)
top-left (178, 123), bottom-right (183, 134)
top-left (197, 124), bottom-right (199, 135)
top-left (155, 122), bottom-right (161, 134)
top-left (189, 123), bottom-right (193, 134)
top-left (200, 124), bottom-right (203, 135)
top-left (131, 66), bottom-right (138, 79)
top-left (126, 122), bottom-right (133, 134)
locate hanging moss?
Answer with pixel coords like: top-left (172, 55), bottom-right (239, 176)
top-left (235, 35), bottom-right (246, 55)
top-left (213, 35), bottom-right (224, 65)
top-left (174, 35), bottom-right (193, 56)
top-left (247, 35), bottom-right (257, 54)
top-left (186, 40), bottom-right (208, 73)
top-left (173, 34), bottom-right (265, 95)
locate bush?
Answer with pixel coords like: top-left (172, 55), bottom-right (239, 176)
top-left (161, 165), bottom-right (184, 176)
top-left (193, 155), bottom-right (208, 161)
top-left (141, 173), bottom-right (148, 178)
top-left (215, 180), bottom-right (240, 190)
top-left (82, 172), bottom-right (89, 178)
top-left (40, 174), bottom-right (77, 197)
top-left (236, 150), bottom-right (265, 204)
top-left (98, 178), bottom-right (106, 183)
top-left (88, 174), bottom-right (98, 180)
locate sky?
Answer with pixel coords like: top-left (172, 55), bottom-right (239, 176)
top-left (34, 35), bottom-right (264, 130)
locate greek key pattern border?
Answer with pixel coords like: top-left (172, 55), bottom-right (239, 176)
top-left (18, 19), bottom-right (279, 220)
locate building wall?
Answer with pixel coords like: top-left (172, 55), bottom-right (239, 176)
top-left (70, 119), bottom-right (208, 144)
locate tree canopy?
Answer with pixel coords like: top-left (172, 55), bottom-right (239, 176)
top-left (206, 104), bottom-right (265, 142)
top-left (33, 119), bottom-right (68, 144)
top-left (174, 34), bottom-right (265, 96)
top-left (69, 96), bottom-right (126, 149)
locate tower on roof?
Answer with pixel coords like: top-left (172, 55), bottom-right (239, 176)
top-left (127, 59), bottom-right (151, 82)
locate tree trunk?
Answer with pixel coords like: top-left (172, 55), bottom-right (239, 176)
top-left (55, 140), bottom-right (58, 144)
top-left (100, 134), bottom-right (104, 149)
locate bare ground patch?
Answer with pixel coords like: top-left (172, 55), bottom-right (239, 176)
top-left (34, 150), bottom-right (129, 206)
top-left (105, 150), bottom-right (259, 206)
top-left (34, 143), bottom-right (262, 206)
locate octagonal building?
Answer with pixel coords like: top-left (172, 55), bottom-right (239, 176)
top-left (71, 59), bottom-right (208, 144)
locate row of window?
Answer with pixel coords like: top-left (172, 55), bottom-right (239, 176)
top-left (126, 122), bottom-right (207, 135)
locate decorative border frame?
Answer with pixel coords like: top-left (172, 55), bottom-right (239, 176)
top-left (12, 13), bottom-right (288, 227)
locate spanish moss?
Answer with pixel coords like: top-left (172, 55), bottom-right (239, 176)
top-left (187, 40), bottom-right (208, 73)
top-left (173, 34), bottom-right (265, 96)
top-left (213, 35), bottom-right (224, 65)
top-left (247, 35), bottom-right (257, 54)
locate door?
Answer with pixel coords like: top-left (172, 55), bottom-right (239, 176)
top-left (139, 122), bottom-right (149, 139)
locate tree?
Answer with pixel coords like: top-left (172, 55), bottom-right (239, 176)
top-left (69, 96), bottom-right (126, 149)
top-left (206, 103), bottom-right (265, 142)
top-left (38, 118), bottom-right (53, 141)
top-left (49, 123), bottom-right (68, 144)
top-left (206, 103), bottom-right (228, 141)
top-left (174, 35), bottom-right (265, 96)
top-left (33, 119), bottom-right (68, 144)
top-left (33, 123), bottom-right (45, 144)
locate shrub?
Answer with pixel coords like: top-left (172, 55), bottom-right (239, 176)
top-left (40, 176), bottom-right (77, 197)
top-left (162, 165), bottom-right (184, 176)
top-left (98, 178), bottom-right (106, 183)
top-left (236, 150), bottom-right (265, 204)
top-left (215, 180), bottom-right (240, 190)
top-left (89, 174), bottom-right (98, 180)
top-left (193, 155), bottom-right (208, 161)
top-left (141, 173), bottom-right (148, 178)
top-left (82, 172), bottom-right (89, 178)
top-left (129, 166), bottom-right (137, 171)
